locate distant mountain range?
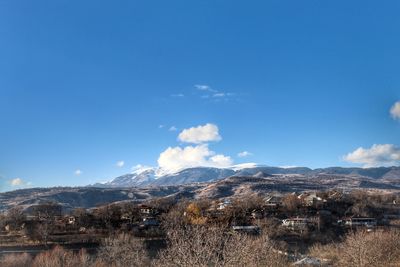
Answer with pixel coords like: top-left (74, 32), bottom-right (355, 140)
top-left (1, 165), bottom-right (399, 212)
top-left (92, 165), bottom-right (400, 188)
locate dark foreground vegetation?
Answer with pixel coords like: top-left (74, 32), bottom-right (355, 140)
top-left (1, 189), bottom-right (400, 266)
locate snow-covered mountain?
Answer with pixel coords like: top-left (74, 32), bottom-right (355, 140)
top-left (93, 164), bottom-right (258, 188)
top-left (102, 168), bottom-right (157, 187)
top-left (94, 167), bottom-right (235, 188)
top-left (92, 165), bottom-right (400, 188)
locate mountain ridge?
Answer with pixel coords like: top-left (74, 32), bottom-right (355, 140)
top-left (93, 165), bottom-right (400, 188)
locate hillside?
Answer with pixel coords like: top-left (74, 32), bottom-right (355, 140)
top-left (95, 166), bottom-right (400, 188)
top-left (2, 171), bottom-right (400, 212)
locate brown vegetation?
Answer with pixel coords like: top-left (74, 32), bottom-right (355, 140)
top-left (32, 246), bottom-right (91, 267)
top-left (0, 253), bottom-right (33, 267)
top-left (310, 230), bottom-right (400, 267)
top-left (155, 224), bottom-right (288, 267)
top-left (94, 234), bottom-right (149, 267)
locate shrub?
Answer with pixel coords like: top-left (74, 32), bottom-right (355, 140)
top-left (154, 224), bottom-right (288, 267)
top-left (310, 230), bottom-right (400, 267)
top-left (32, 246), bottom-right (90, 267)
top-left (1, 253), bottom-right (32, 267)
top-left (94, 233), bottom-right (149, 267)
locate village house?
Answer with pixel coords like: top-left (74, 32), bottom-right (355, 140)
top-left (264, 195), bottom-right (283, 207)
top-left (282, 217), bottom-right (311, 230)
top-left (298, 192), bottom-right (325, 207)
top-left (339, 217), bottom-right (377, 229)
top-left (139, 205), bottom-right (159, 217)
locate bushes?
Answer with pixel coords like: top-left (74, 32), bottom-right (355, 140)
top-left (0, 247), bottom-right (90, 267)
top-left (32, 246), bottom-right (91, 267)
top-left (0, 228), bottom-right (288, 267)
top-left (93, 234), bottom-right (150, 267)
top-left (310, 230), bottom-right (400, 267)
top-left (338, 230), bottom-right (400, 267)
top-left (0, 253), bottom-right (33, 267)
top-left (154, 224), bottom-right (288, 267)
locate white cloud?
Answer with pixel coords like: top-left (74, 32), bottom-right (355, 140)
top-left (209, 154), bottom-right (233, 166)
top-left (178, 123), bottom-right (222, 144)
top-left (75, 169), bottom-right (82, 176)
top-left (131, 164), bottom-right (153, 174)
top-left (169, 126), bottom-right (178, 131)
top-left (171, 93), bottom-right (185, 97)
top-left (390, 101), bottom-right (400, 120)
top-left (213, 93), bottom-right (225, 98)
top-left (195, 84), bottom-right (217, 93)
top-left (237, 151), bottom-right (253, 158)
top-left (9, 178), bottom-right (24, 186)
top-left (343, 144), bottom-right (400, 167)
top-left (116, 161), bottom-right (125, 168)
top-left (9, 178), bottom-right (31, 187)
top-left (157, 144), bottom-right (233, 174)
top-left (193, 85), bottom-right (238, 102)
top-left (158, 125), bottom-right (165, 129)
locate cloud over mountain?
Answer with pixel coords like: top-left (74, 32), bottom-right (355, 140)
top-left (157, 144), bottom-right (232, 174)
top-left (343, 144), bottom-right (400, 167)
top-left (156, 123), bottom-right (233, 174)
top-left (9, 178), bottom-right (31, 187)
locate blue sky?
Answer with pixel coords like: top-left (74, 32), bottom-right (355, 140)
top-left (1, 0), bottom-right (400, 191)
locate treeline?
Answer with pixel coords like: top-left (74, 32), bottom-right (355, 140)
top-left (2, 226), bottom-right (400, 266)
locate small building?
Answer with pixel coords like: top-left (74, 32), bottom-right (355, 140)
top-left (139, 205), bottom-right (159, 216)
top-left (264, 196), bottom-right (283, 207)
top-left (282, 217), bottom-right (310, 230)
top-left (121, 213), bottom-right (132, 221)
top-left (339, 217), bottom-right (377, 229)
top-left (298, 192), bottom-right (324, 206)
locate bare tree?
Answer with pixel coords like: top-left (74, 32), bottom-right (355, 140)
top-left (222, 233), bottom-right (288, 267)
top-left (5, 207), bottom-right (25, 230)
top-left (282, 194), bottom-right (301, 214)
top-left (36, 221), bottom-right (54, 245)
top-left (93, 204), bottom-right (122, 230)
top-left (95, 233), bottom-right (149, 267)
top-left (32, 246), bottom-right (90, 267)
top-left (72, 208), bottom-right (93, 227)
top-left (0, 253), bottom-right (32, 267)
top-left (159, 200), bottom-right (190, 230)
top-left (338, 230), bottom-right (400, 267)
top-left (310, 230), bottom-right (400, 267)
top-left (154, 224), bottom-right (288, 267)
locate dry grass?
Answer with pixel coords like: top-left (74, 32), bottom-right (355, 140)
top-left (154, 225), bottom-right (288, 267)
top-left (310, 230), bottom-right (400, 267)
